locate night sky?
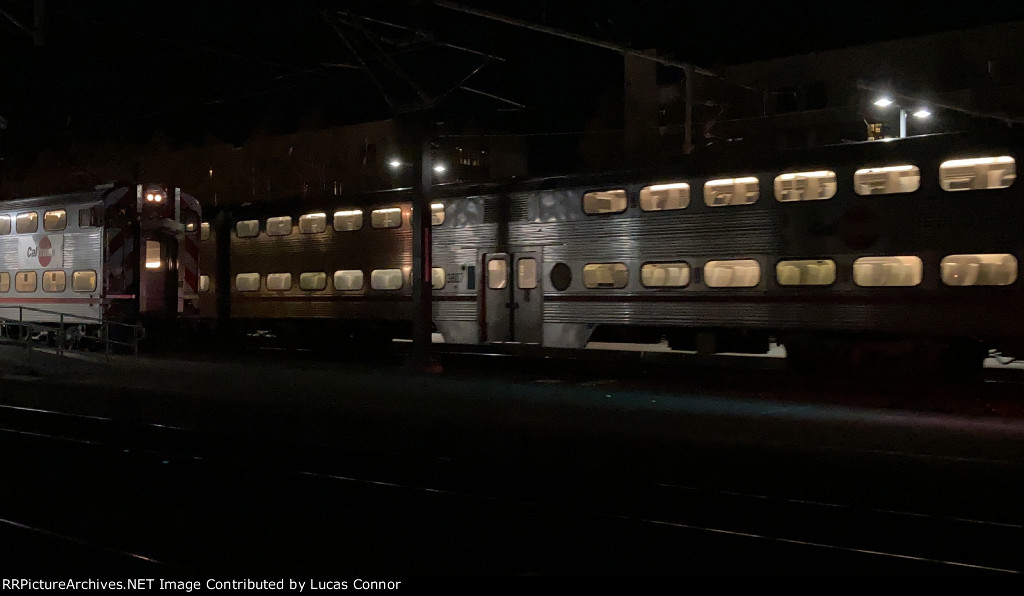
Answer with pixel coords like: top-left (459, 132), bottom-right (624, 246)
top-left (3, 0), bottom-right (1024, 158)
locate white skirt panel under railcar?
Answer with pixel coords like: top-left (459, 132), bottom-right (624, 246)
top-left (0, 193), bottom-right (104, 324)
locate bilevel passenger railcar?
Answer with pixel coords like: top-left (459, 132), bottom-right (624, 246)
top-left (196, 130), bottom-right (1024, 375)
top-left (0, 184), bottom-right (201, 343)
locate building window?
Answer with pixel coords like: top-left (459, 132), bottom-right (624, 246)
top-left (16, 212), bottom-right (38, 234)
top-left (299, 213), bottom-right (327, 234)
top-left (235, 273), bottom-right (260, 292)
top-left (334, 270), bottom-right (364, 291)
top-left (199, 275), bottom-right (211, 293)
top-left (370, 269), bottom-right (403, 290)
top-left (940, 254), bottom-right (1017, 286)
top-left (431, 203), bottom-right (445, 226)
top-left (300, 272), bottom-right (328, 291)
top-left (266, 216), bottom-right (292, 236)
top-left (517, 258), bottom-right (538, 289)
top-left (43, 210), bottom-right (67, 232)
top-left (266, 273), bottom-right (292, 291)
top-left (371, 208), bottom-right (402, 229)
top-left (236, 220), bottom-right (259, 238)
top-left (432, 267), bottom-right (446, 290)
top-left (42, 270), bottom-right (66, 292)
top-left (333, 210), bottom-right (363, 231)
top-left (854, 165), bottom-right (920, 195)
top-left (641, 262), bottom-right (690, 287)
top-left (0, 216), bottom-right (10, 235)
top-left (582, 263), bottom-right (629, 289)
top-left (853, 256), bottom-right (922, 286)
top-left (72, 270), bottom-right (97, 292)
top-left (704, 177), bottom-right (759, 206)
top-left (15, 271), bottom-right (37, 292)
top-left (705, 259), bottom-right (761, 288)
top-left (774, 171), bottom-right (837, 202)
top-left (776, 259), bottom-right (836, 286)
top-left (583, 189), bottom-right (628, 214)
top-left (0, 272), bottom-right (9, 292)
top-left (939, 156), bottom-right (1016, 191)
top-left (201, 222), bottom-right (211, 241)
top-left (639, 183), bottom-right (689, 211)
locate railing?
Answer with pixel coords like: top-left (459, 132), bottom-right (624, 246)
top-left (0, 305), bottom-right (144, 360)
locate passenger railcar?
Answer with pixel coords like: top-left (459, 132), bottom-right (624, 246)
top-left (195, 130), bottom-right (1023, 373)
top-left (0, 183), bottom-right (201, 337)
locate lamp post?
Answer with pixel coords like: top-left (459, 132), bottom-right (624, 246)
top-left (872, 97), bottom-right (931, 138)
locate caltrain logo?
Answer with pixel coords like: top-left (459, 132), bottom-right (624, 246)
top-left (26, 236), bottom-right (54, 267)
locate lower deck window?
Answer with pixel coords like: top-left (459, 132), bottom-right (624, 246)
top-left (266, 273), bottom-right (292, 291)
top-left (641, 263), bottom-right (690, 287)
top-left (853, 256), bottom-right (922, 287)
top-left (300, 272), bottom-right (328, 291)
top-left (776, 259), bottom-right (836, 286)
top-left (73, 270), bottom-right (97, 293)
top-left (198, 275), bottom-right (211, 293)
top-left (0, 272), bottom-right (9, 292)
top-left (704, 260), bottom-right (761, 288)
top-left (940, 254), bottom-right (1017, 286)
top-left (334, 270), bottom-right (364, 291)
top-left (235, 273), bottom-right (260, 292)
top-left (15, 271), bottom-right (37, 292)
top-left (42, 270), bottom-right (66, 292)
top-left (582, 263), bottom-right (629, 289)
top-left (371, 269), bottom-right (403, 290)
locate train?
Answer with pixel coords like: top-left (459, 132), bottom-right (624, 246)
top-left (3, 129), bottom-right (1022, 376)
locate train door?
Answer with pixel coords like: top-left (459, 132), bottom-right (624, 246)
top-left (481, 249), bottom-right (542, 344)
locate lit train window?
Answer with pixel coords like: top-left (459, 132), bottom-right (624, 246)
top-left (0, 216), bottom-right (9, 235)
top-left (487, 259), bottom-right (508, 289)
top-left (299, 213), bottom-right (327, 234)
top-left (16, 212), bottom-right (38, 234)
top-left (940, 254), bottom-right (1017, 286)
top-left (641, 263), bottom-right (690, 287)
top-left (235, 273), bottom-right (260, 292)
top-left (15, 271), bottom-right (37, 292)
top-left (583, 189), bottom-right (628, 214)
top-left (371, 208), bottom-right (402, 229)
top-left (0, 272), bottom-right (9, 292)
top-left (582, 263), bottom-right (629, 289)
top-left (939, 156), bottom-right (1016, 191)
top-left (853, 165), bottom-right (920, 195)
top-left (72, 270), bottom-right (96, 292)
top-left (776, 259), bottom-right (836, 286)
top-left (640, 183), bottom-right (689, 211)
top-left (78, 209), bottom-right (94, 227)
top-left (432, 267), bottom-right (446, 290)
top-left (43, 210), bottom-right (67, 231)
top-left (333, 270), bottom-right (364, 291)
top-left (266, 216), bottom-right (292, 236)
top-left (42, 270), bottom-right (66, 292)
top-left (300, 272), bottom-right (327, 291)
top-left (774, 171), bottom-right (837, 202)
top-left (334, 210), bottom-right (363, 231)
top-left (853, 256), bottom-right (922, 287)
top-left (145, 241), bottom-right (162, 270)
top-left (198, 275), bottom-right (210, 293)
top-left (431, 203), bottom-right (445, 226)
top-left (704, 260), bottom-right (761, 287)
top-left (704, 177), bottom-right (759, 206)
top-left (236, 220), bottom-right (259, 238)
top-left (370, 269), bottom-right (403, 290)
top-left (200, 222), bottom-right (211, 241)
top-left (517, 258), bottom-right (538, 289)
top-left (266, 273), bottom-right (292, 291)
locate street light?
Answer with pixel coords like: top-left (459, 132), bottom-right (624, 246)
top-left (873, 96), bottom-right (931, 138)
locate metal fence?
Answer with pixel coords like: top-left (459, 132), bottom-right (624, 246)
top-left (0, 306), bottom-right (143, 360)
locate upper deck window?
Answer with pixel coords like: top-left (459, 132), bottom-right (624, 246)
top-left (774, 171), bottom-right (837, 202)
top-left (371, 208), bottom-right (402, 229)
top-left (43, 210), bottom-right (67, 231)
top-left (776, 259), bottom-right (836, 286)
top-left (941, 254), bottom-right (1017, 286)
top-left (583, 189), bottom-right (628, 215)
top-left (299, 213), bottom-right (327, 234)
top-left (854, 165), bottom-right (920, 195)
top-left (236, 220), bottom-right (259, 238)
top-left (853, 256), bottom-right (922, 287)
top-left (705, 259), bottom-right (761, 287)
top-left (0, 216), bottom-right (10, 235)
top-left (334, 209), bottom-right (363, 231)
top-left (16, 212), bottom-right (38, 234)
top-left (939, 156), bottom-right (1016, 191)
top-left (200, 222), bottom-right (211, 241)
top-left (704, 177), bottom-right (759, 206)
top-left (639, 183), bottom-right (689, 211)
top-left (431, 203), bottom-right (445, 226)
